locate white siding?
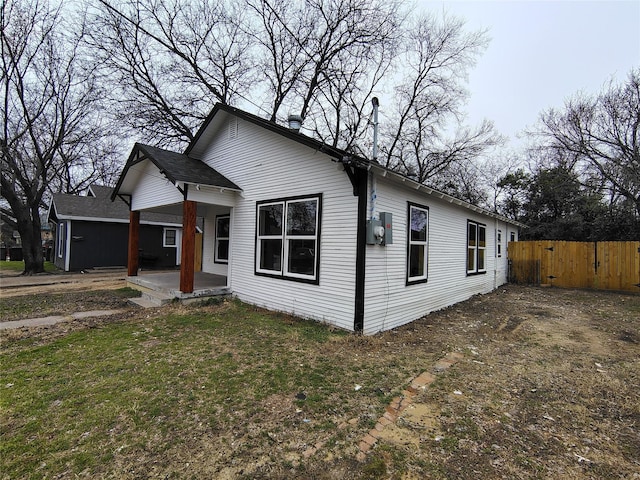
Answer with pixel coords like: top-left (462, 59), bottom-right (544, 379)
top-left (194, 116), bottom-right (358, 331)
top-left (131, 161), bottom-right (183, 211)
top-left (202, 205), bottom-right (231, 276)
top-left (362, 175), bottom-right (513, 334)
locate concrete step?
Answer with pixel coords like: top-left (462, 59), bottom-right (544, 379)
top-left (130, 289), bottom-right (174, 308)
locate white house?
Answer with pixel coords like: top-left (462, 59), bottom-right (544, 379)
top-left (112, 103), bottom-right (521, 334)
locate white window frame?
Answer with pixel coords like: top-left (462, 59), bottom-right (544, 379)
top-left (467, 220), bottom-right (487, 275)
top-left (497, 229), bottom-right (502, 258)
top-left (57, 222), bottom-right (65, 258)
top-left (407, 203), bottom-right (429, 284)
top-left (163, 228), bottom-right (177, 247)
top-left (214, 215), bottom-right (230, 264)
top-left (255, 195), bottom-right (321, 283)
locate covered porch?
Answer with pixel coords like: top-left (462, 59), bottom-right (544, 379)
top-left (111, 143), bottom-right (241, 303)
top-left (127, 271), bottom-right (230, 307)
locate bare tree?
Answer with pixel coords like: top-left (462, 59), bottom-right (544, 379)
top-left (534, 68), bottom-right (640, 216)
top-left (89, 0), bottom-right (253, 148)
top-left (245, 0), bottom-right (402, 124)
top-left (1, 0), bottom-right (117, 274)
top-left (381, 13), bottom-right (501, 186)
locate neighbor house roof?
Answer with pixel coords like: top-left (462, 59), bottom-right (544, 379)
top-left (49, 185), bottom-right (183, 226)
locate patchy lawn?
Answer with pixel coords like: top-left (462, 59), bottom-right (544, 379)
top-left (0, 286), bottom-right (638, 479)
top-left (0, 288), bottom-right (140, 323)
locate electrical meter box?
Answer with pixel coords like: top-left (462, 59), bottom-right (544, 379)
top-left (366, 212), bottom-right (393, 245)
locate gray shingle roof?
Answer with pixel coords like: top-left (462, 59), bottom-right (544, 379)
top-left (135, 144), bottom-right (240, 190)
top-left (50, 185), bottom-right (182, 225)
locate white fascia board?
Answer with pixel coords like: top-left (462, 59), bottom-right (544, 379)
top-left (184, 181), bottom-right (243, 194)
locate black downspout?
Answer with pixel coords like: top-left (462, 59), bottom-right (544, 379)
top-left (353, 169), bottom-right (368, 333)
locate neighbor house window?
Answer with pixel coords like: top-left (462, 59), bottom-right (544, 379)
top-left (467, 221), bottom-right (486, 275)
top-left (215, 215), bottom-right (230, 263)
top-left (163, 228), bottom-right (177, 247)
top-left (57, 222), bottom-right (65, 258)
top-left (510, 231), bottom-right (516, 242)
top-left (256, 195), bottom-right (321, 283)
top-left (407, 203), bottom-right (429, 284)
top-left (497, 229), bottom-right (502, 258)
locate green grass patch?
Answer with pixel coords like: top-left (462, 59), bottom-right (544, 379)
top-left (0, 301), bottom-right (408, 478)
top-left (0, 260), bottom-right (57, 273)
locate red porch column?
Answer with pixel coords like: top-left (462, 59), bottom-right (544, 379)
top-left (180, 200), bottom-right (196, 293)
top-left (128, 210), bottom-right (140, 276)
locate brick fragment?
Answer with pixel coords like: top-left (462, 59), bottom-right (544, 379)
top-left (358, 440), bottom-right (371, 453)
top-left (362, 434), bottom-right (377, 446)
top-left (378, 416), bottom-right (392, 427)
top-left (383, 411), bottom-right (397, 422)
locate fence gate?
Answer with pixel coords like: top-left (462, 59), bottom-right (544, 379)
top-left (508, 241), bottom-right (640, 293)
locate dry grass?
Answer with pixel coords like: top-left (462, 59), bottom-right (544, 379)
top-left (1, 286), bottom-right (638, 479)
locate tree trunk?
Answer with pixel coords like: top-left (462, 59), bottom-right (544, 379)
top-left (17, 207), bottom-right (45, 275)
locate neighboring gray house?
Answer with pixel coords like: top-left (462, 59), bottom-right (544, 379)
top-left (113, 103), bottom-right (522, 334)
top-left (48, 185), bottom-right (185, 271)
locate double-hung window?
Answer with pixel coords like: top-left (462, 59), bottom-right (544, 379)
top-left (256, 195), bottom-right (321, 283)
top-left (467, 220), bottom-right (486, 274)
top-left (215, 215), bottom-right (230, 263)
top-left (407, 203), bottom-right (429, 284)
top-left (163, 228), bottom-right (177, 247)
top-left (497, 229), bottom-right (502, 258)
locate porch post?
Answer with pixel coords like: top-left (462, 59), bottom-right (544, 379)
top-left (180, 200), bottom-right (196, 293)
top-left (128, 210), bottom-right (140, 276)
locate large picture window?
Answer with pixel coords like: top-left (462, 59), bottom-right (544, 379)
top-left (256, 195), bottom-right (321, 283)
top-left (215, 215), bottom-right (230, 263)
top-left (407, 203), bottom-right (429, 284)
top-left (467, 220), bottom-right (487, 275)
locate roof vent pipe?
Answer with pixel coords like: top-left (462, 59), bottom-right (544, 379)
top-left (287, 114), bottom-right (303, 131)
top-left (371, 97), bottom-right (379, 161)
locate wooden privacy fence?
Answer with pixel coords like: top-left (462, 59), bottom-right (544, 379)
top-left (508, 241), bottom-right (640, 293)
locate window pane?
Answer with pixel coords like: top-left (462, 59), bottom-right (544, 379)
top-left (467, 248), bottom-right (475, 271)
top-left (468, 223), bottom-right (476, 247)
top-left (410, 208), bottom-right (427, 242)
top-left (287, 200), bottom-right (317, 236)
top-left (217, 216), bottom-right (230, 237)
top-left (217, 239), bottom-right (229, 261)
top-left (478, 248), bottom-right (485, 270)
top-left (478, 225), bottom-right (486, 247)
top-left (260, 239), bottom-right (282, 271)
top-left (287, 239), bottom-right (315, 275)
top-left (259, 204), bottom-right (283, 235)
top-left (409, 244), bottom-right (425, 278)
top-left (165, 229), bottom-right (176, 246)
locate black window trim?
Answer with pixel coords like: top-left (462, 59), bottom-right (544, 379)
top-left (466, 219), bottom-right (487, 276)
top-left (406, 202), bottom-right (429, 286)
top-left (254, 193), bottom-right (322, 285)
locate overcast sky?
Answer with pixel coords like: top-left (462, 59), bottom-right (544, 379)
top-left (418, 0), bottom-right (640, 148)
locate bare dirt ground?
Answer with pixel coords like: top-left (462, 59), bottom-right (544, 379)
top-left (1, 279), bottom-right (638, 478)
top-left (0, 269), bottom-right (127, 299)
